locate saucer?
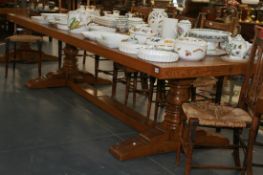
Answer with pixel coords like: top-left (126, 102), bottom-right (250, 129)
top-left (221, 56), bottom-right (249, 63)
top-left (206, 48), bottom-right (227, 56)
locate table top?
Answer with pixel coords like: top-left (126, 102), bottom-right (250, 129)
top-left (7, 13), bottom-right (247, 80)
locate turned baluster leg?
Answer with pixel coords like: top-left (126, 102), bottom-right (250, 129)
top-left (162, 79), bottom-right (194, 163)
top-left (61, 44), bottom-right (79, 81)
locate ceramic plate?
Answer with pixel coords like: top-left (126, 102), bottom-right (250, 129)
top-left (138, 49), bottom-right (179, 62)
top-left (189, 28), bottom-right (230, 42)
top-left (206, 48), bottom-right (227, 56)
top-left (221, 56), bottom-right (249, 63)
top-left (119, 41), bottom-right (147, 55)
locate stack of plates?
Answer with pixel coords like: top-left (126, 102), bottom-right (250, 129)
top-left (88, 23), bottom-right (116, 32)
top-left (119, 41), bottom-right (148, 55)
top-left (94, 16), bottom-right (117, 28)
top-left (31, 16), bottom-right (48, 24)
top-left (116, 16), bottom-right (128, 32)
top-left (128, 17), bottom-right (145, 28)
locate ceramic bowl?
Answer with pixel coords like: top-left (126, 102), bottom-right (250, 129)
top-left (138, 49), bottom-right (179, 62)
top-left (96, 33), bottom-right (129, 49)
top-left (70, 25), bottom-right (87, 34)
top-left (188, 28), bottom-right (230, 43)
top-left (119, 41), bottom-right (148, 55)
top-left (31, 16), bottom-right (48, 24)
top-left (56, 24), bottom-right (69, 31)
top-left (88, 24), bottom-right (116, 32)
top-left (174, 37), bottom-right (207, 61)
top-left (82, 31), bottom-right (112, 41)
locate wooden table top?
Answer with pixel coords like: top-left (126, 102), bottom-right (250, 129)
top-left (7, 13), bottom-right (247, 80)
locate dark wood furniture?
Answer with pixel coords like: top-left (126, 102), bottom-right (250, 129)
top-left (180, 26), bottom-right (263, 175)
top-left (7, 13), bottom-right (247, 161)
top-left (5, 34), bottom-right (43, 78)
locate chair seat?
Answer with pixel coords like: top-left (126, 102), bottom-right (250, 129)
top-left (7, 35), bottom-right (42, 43)
top-left (182, 102), bottom-right (252, 128)
top-left (193, 76), bottom-right (217, 87)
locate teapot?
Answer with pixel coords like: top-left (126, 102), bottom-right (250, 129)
top-left (225, 34), bottom-right (251, 60)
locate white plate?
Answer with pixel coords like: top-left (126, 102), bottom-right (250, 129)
top-left (221, 56), bottom-right (249, 63)
top-left (88, 25), bottom-right (116, 32)
top-left (96, 33), bottom-right (129, 49)
top-left (82, 31), bottom-right (111, 41)
top-left (70, 27), bottom-right (87, 34)
top-left (206, 48), bottom-right (227, 56)
top-left (138, 49), bottom-right (179, 62)
top-left (31, 16), bottom-right (48, 24)
top-left (56, 24), bottom-right (69, 31)
top-left (119, 41), bottom-right (147, 55)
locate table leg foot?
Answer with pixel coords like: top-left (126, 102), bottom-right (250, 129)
top-left (26, 71), bottom-right (67, 88)
top-left (80, 72), bottom-right (111, 85)
top-left (110, 127), bottom-right (178, 160)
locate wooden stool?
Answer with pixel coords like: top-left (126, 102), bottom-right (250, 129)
top-left (5, 34), bottom-right (42, 78)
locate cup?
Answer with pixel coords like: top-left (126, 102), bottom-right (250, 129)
top-left (161, 18), bottom-right (178, 39)
top-left (178, 20), bottom-right (192, 37)
top-left (113, 10), bottom-right (120, 16)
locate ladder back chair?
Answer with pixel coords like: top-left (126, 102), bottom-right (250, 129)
top-left (4, 8), bottom-right (43, 78)
top-left (191, 12), bottom-right (241, 104)
top-left (179, 25), bottom-right (263, 175)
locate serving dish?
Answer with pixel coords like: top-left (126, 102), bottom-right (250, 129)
top-left (31, 16), bottom-right (48, 24)
top-left (96, 33), bottom-right (129, 49)
top-left (138, 49), bottom-right (179, 62)
top-left (119, 41), bottom-right (148, 55)
top-left (221, 56), bottom-right (249, 63)
top-left (82, 31), bottom-right (113, 40)
top-left (174, 37), bottom-right (207, 61)
top-left (188, 28), bottom-right (230, 42)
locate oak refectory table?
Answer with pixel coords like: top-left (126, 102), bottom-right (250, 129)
top-left (7, 13), bottom-right (247, 161)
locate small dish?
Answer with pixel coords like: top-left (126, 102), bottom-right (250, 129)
top-left (138, 49), bottom-right (179, 62)
top-left (56, 24), bottom-right (69, 31)
top-left (119, 41), bottom-right (147, 55)
top-left (206, 48), bottom-right (227, 56)
top-left (96, 33), bottom-right (129, 49)
top-left (221, 56), bottom-right (249, 63)
top-left (82, 31), bottom-right (111, 40)
top-left (70, 26), bottom-right (87, 34)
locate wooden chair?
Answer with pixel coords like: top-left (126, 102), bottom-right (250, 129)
top-left (191, 12), bottom-right (241, 104)
top-left (179, 25), bottom-right (263, 175)
top-left (130, 6), bottom-right (152, 22)
top-left (5, 34), bottom-right (43, 78)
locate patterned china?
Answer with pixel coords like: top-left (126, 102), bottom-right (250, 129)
top-left (188, 28), bottom-right (230, 51)
top-left (96, 33), bottom-right (129, 49)
top-left (138, 49), bottom-right (179, 62)
top-left (174, 37), bottom-right (207, 61)
top-left (225, 34), bottom-right (251, 60)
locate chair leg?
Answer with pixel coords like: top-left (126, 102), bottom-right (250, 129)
top-left (124, 72), bottom-right (131, 105)
top-left (5, 39), bottom-right (10, 78)
top-left (111, 63), bottom-right (118, 98)
top-left (245, 115), bottom-right (260, 175)
top-left (94, 55), bottom-right (100, 80)
top-left (132, 72), bottom-right (138, 107)
top-left (13, 42), bottom-right (16, 71)
top-left (58, 40), bottom-right (62, 69)
top-left (146, 77), bottom-right (155, 120)
top-left (184, 118), bottom-right (198, 175)
top-left (215, 76), bottom-right (224, 104)
top-left (37, 41), bottom-right (42, 77)
top-left (233, 128), bottom-right (241, 168)
top-left (191, 86), bottom-right (196, 102)
top-left (83, 50), bottom-right (87, 65)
